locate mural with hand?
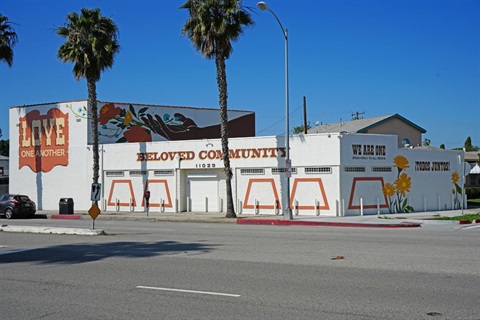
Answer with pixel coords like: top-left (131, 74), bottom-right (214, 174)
top-left (69, 102), bottom-right (254, 144)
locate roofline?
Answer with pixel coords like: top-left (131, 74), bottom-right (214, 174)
top-left (9, 100), bottom-right (254, 114)
top-left (357, 113), bottom-right (427, 134)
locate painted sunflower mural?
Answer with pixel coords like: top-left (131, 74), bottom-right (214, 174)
top-left (382, 155), bottom-right (414, 213)
top-left (451, 171), bottom-right (463, 209)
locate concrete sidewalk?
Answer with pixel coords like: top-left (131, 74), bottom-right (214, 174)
top-left (45, 207), bottom-right (480, 227)
top-left (1, 208), bottom-right (478, 236)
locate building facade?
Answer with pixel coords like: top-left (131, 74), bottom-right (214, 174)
top-left (9, 101), bottom-right (467, 216)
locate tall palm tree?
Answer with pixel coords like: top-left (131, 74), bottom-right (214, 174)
top-left (56, 8), bottom-right (120, 186)
top-left (181, 0), bottom-right (253, 218)
top-left (0, 14), bottom-right (18, 67)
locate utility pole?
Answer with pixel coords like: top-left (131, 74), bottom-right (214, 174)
top-left (303, 96), bottom-right (307, 134)
top-left (352, 111), bottom-right (365, 120)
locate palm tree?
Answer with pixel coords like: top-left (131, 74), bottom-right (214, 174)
top-left (56, 8), bottom-right (120, 186)
top-left (0, 14), bottom-right (18, 67)
top-left (180, 0), bottom-right (253, 218)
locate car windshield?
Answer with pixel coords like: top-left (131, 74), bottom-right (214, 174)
top-left (17, 195), bottom-right (31, 201)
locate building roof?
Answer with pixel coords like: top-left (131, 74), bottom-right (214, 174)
top-left (308, 114), bottom-right (427, 134)
top-left (465, 151), bottom-right (480, 162)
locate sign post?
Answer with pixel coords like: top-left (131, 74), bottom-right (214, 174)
top-left (89, 183), bottom-right (101, 229)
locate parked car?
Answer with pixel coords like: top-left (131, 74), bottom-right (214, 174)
top-left (0, 194), bottom-right (36, 219)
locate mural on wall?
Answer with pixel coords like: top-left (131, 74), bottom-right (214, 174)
top-left (18, 108), bottom-right (69, 173)
top-left (382, 155), bottom-right (414, 213)
top-left (68, 102), bottom-right (254, 144)
top-left (451, 171), bottom-right (463, 209)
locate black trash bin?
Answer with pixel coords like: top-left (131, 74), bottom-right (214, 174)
top-left (59, 198), bottom-right (74, 214)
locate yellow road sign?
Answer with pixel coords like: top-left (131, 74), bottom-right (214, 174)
top-left (88, 202), bottom-right (101, 220)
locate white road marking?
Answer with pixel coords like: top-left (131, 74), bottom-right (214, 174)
top-left (136, 286), bottom-right (241, 297)
top-left (462, 224), bottom-right (480, 230)
top-left (0, 249), bottom-right (35, 256)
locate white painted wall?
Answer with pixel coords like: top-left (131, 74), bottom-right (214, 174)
top-left (9, 102), bottom-right (464, 216)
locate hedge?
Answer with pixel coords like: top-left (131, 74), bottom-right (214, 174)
top-left (466, 187), bottom-right (480, 199)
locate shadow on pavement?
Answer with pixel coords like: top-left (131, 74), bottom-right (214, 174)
top-left (0, 240), bottom-right (216, 264)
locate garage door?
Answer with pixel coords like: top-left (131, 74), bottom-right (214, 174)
top-left (188, 176), bottom-right (218, 212)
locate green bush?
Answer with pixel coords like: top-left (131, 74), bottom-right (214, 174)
top-left (466, 187), bottom-right (480, 199)
top-left (0, 176), bottom-right (8, 185)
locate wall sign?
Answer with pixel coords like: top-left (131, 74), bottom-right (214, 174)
top-left (18, 108), bottom-right (69, 173)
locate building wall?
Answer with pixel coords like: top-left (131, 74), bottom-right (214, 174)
top-left (364, 118), bottom-right (422, 147)
top-left (9, 101), bottom-right (464, 216)
top-left (9, 101), bottom-right (92, 210)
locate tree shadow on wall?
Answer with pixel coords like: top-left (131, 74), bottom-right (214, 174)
top-left (0, 240), bottom-right (216, 265)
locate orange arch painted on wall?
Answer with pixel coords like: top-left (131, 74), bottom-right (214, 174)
top-left (142, 179), bottom-right (172, 208)
top-left (243, 178), bottom-right (281, 209)
top-left (348, 177), bottom-right (389, 210)
top-left (108, 180), bottom-right (136, 207)
top-left (291, 178), bottom-right (330, 210)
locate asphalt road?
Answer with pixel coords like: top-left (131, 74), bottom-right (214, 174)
top-left (0, 219), bottom-right (479, 320)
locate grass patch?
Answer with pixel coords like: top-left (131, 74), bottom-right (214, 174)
top-left (432, 213), bottom-right (480, 222)
top-left (467, 198), bottom-right (480, 206)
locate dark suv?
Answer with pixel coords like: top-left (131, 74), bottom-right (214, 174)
top-left (0, 194), bottom-right (36, 219)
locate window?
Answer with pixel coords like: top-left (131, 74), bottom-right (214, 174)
top-left (240, 168), bottom-right (265, 175)
top-left (130, 170), bottom-right (148, 176)
top-left (154, 170), bottom-right (174, 176)
top-left (106, 171), bottom-right (124, 177)
top-left (344, 166), bottom-right (365, 172)
top-left (305, 167), bottom-right (331, 174)
top-left (372, 167), bottom-right (392, 172)
top-left (272, 168), bottom-right (297, 175)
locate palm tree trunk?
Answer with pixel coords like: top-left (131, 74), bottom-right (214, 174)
top-left (215, 54), bottom-right (236, 218)
top-left (87, 78), bottom-right (99, 185)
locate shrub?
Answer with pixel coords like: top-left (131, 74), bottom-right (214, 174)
top-left (466, 187), bottom-right (480, 199)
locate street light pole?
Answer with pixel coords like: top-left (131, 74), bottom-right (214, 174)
top-left (257, 1), bottom-right (293, 220)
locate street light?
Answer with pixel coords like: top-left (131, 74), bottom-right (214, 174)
top-left (257, 1), bottom-right (293, 220)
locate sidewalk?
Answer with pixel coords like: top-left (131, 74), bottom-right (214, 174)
top-left (45, 207), bottom-right (480, 227)
top-left (1, 208), bottom-right (478, 236)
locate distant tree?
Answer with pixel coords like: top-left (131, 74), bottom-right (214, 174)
top-left (423, 138), bottom-right (431, 146)
top-left (439, 144), bottom-right (445, 149)
top-left (464, 136), bottom-right (480, 151)
top-left (57, 8), bottom-right (120, 186)
top-left (0, 14), bottom-right (18, 67)
top-left (293, 122), bottom-right (311, 134)
top-left (0, 139), bottom-right (9, 157)
top-left (181, 0), bottom-right (253, 218)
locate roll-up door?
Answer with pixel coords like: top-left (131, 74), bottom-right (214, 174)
top-left (188, 175), bottom-right (218, 212)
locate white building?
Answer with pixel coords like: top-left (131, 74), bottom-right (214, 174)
top-left (9, 101), bottom-right (467, 216)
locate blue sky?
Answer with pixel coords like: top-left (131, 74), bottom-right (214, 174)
top-left (1, 0), bottom-right (479, 149)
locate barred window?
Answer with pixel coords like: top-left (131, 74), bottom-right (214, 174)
top-left (272, 168), bottom-right (297, 175)
top-left (305, 167), bottom-right (332, 174)
top-left (240, 168), bottom-right (265, 175)
top-left (344, 166), bottom-right (365, 172)
top-left (130, 170), bottom-right (148, 176)
top-left (154, 169), bottom-right (174, 176)
top-left (372, 167), bottom-right (392, 172)
top-left (106, 171), bottom-right (124, 177)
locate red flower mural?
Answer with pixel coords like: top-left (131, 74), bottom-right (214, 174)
top-left (123, 126), bottom-right (152, 142)
top-left (99, 103), bottom-right (121, 125)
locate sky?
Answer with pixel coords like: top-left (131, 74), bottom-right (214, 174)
top-left (0, 0), bottom-right (479, 149)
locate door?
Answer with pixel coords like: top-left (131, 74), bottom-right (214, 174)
top-left (188, 176), bottom-right (218, 212)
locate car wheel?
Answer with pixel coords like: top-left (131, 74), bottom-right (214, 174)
top-left (5, 208), bottom-right (13, 219)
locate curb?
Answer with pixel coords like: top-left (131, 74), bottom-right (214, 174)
top-left (0, 225), bottom-right (105, 236)
top-left (236, 218), bottom-right (421, 228)
top-left (51, 214), bottom-right (82, 220)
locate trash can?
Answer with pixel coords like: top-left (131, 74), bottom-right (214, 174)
top-left (59, 198), bottom-right (74, 214)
